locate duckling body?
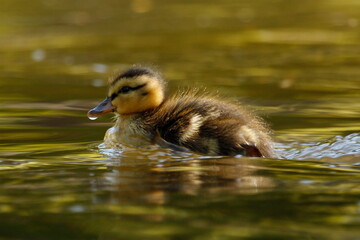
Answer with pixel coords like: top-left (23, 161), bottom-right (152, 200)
top-left (88, 66), bottom-right (275, 157)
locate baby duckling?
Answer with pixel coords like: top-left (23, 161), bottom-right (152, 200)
top-left (88, 66), bottom-right (275, 157)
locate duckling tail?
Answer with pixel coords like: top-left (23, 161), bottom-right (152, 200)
top-left (242, 144), bottom-right (263, 157)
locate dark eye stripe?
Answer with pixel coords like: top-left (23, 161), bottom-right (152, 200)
top-left (110, 93), bottom-right (118, 100)
top-left (109, 83), bottom-right (147, 100)
top-left (130, 83), bottom-right (146, 91)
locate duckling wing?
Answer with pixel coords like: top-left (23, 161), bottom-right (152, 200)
top-left (201, 117), bottom-right (275, 158)
top-left (152, 131), bottom-right (190, 152)
top-left (146, 96), bottom-right (274, 157)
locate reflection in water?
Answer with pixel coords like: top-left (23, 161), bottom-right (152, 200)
top-left (100, 147), bottom-right (276, 205)
top-left (96, 138), bottom-right (360, 206)
top-left (79, 143), bottom-right (360, 239)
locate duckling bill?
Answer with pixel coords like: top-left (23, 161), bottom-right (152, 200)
top-left (88, 66), bottom-right (275, 157)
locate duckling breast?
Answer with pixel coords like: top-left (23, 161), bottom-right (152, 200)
top-left (105, 116), bottom-right (154, 148)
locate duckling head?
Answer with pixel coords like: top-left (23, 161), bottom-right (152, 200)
top-left (88, 66), bottom-right (165, 118)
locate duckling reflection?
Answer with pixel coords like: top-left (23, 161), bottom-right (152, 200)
top-left (88, 66), bottom-right (275, 157)
top-left (98, 148), bottom-right (276, 205)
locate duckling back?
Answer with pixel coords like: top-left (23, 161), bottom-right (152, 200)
top-left (143, 92), bottom-right (275, 157)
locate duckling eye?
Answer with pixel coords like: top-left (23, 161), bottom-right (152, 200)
top-left (119, 86), bottom-right (131, 94)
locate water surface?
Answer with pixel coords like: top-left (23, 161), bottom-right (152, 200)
top-left (0, 0), bottom-right (360, 239)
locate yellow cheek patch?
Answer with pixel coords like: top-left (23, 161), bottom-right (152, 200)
top-left (106, 75), bottom-right (165, 115)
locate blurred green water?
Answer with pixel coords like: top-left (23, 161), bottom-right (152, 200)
top-left (0, 0), bottom-right (360, 239)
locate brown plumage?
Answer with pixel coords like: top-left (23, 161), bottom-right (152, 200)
top-left (88, 66), bottom-right (275, 157)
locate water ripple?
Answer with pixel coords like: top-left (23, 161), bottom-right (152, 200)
top-left (278, 133), bottom-right (360, 160)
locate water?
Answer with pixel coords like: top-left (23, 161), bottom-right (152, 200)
top-left (1, 0), bottom-right (360, 239)
top-left (88, 116), bottom-right (98, 121)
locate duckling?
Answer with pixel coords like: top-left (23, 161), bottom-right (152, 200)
top-left (88, 66), bottom-right (275, 157)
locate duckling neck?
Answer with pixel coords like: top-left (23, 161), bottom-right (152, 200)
top-left (114, 113), bottom-right (141, 128)
top-left (110, 112), bottom-right (155, 146)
